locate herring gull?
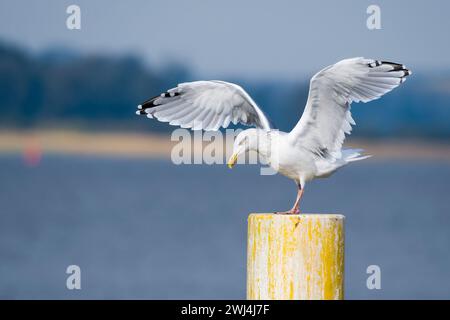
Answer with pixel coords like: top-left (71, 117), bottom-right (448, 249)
top-left (136, 57), bottom-right (411, 214)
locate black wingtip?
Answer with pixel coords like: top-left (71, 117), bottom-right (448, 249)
top-left (138, 91), bottom-right (181, 111)
top-left (135, 96), bottom-right (158, 116)
top-left (368, 60), bottom-right (382, 68)
top-left (140, 95), bottom-right (160, 110)
top-left (368, 60), bottom-right (408, 71)
top-left (368, 60), bottom-right (412, 80)
top-left (381, 61), bottom-right (411, 73)
top-left (380, 60), bottom-right (404, 67)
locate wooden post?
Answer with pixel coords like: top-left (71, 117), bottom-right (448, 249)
top-left (247, 214), bottom-right (345, 300)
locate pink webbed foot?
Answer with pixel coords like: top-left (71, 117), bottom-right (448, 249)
top-left (273, 208), bottom-right (300, 215)
top-left (273, 184), bottom-right (304, 215)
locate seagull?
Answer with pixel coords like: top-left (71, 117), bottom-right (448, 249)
top-left (136, 57), bottom-right (411, 214)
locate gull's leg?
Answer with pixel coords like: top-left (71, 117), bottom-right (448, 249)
top-left (291, 185), bottom-right (304, 213)
top-left (274, 184), bottom-right (304, 215)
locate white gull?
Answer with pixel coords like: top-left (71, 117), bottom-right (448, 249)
top-left (136, 57), bottom-right (411, 214)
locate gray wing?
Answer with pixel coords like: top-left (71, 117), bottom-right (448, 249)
top-left (289, 57), bottom-right (411, 158)
top-left (136, 80), bottom-right (274, 131)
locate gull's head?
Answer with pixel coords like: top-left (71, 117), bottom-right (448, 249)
top-left (227, 129), bottom-right (259, 169)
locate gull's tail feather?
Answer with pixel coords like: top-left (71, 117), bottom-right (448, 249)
top-left (315, 148), bottom-right (371, 178)
top-left (342, 148), bottom-right (372, 163)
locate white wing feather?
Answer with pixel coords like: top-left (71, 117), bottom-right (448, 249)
top-left (289, 57), bottom-right (411, 158)
top-left (137, 80), bottom-right (274, 131)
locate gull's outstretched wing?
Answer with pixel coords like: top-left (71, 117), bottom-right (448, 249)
top-left (136, 80), bottom-right (274, 131)
top-left (289, 57), bottom-right (411, 158)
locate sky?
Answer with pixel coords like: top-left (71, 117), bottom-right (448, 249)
top-left (0, 0), bottom-right (449, 79)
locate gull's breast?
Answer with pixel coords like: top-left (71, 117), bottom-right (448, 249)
top-left (264, 136), bottom-right (317, 182)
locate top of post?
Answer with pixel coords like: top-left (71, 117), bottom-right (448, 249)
top-left (248, 213), bottom-right (345, 221)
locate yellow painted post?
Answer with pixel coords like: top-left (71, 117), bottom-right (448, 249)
top-left (247, 214), bottom-right (345, 300)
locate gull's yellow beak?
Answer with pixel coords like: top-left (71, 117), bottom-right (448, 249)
top-left (227, 153), bottom-right (238, 169)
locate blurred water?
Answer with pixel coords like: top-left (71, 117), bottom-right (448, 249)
top-left (0, 154), bottom-right (449, 299)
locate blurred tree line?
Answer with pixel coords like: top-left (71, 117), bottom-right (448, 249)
top-left (0, 41), bottom-right (449, 138)
top-left (0, 42), bottom-right (191, 132)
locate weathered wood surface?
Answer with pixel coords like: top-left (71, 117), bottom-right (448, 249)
top-left (247, 214), bottom-right (345, 300)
